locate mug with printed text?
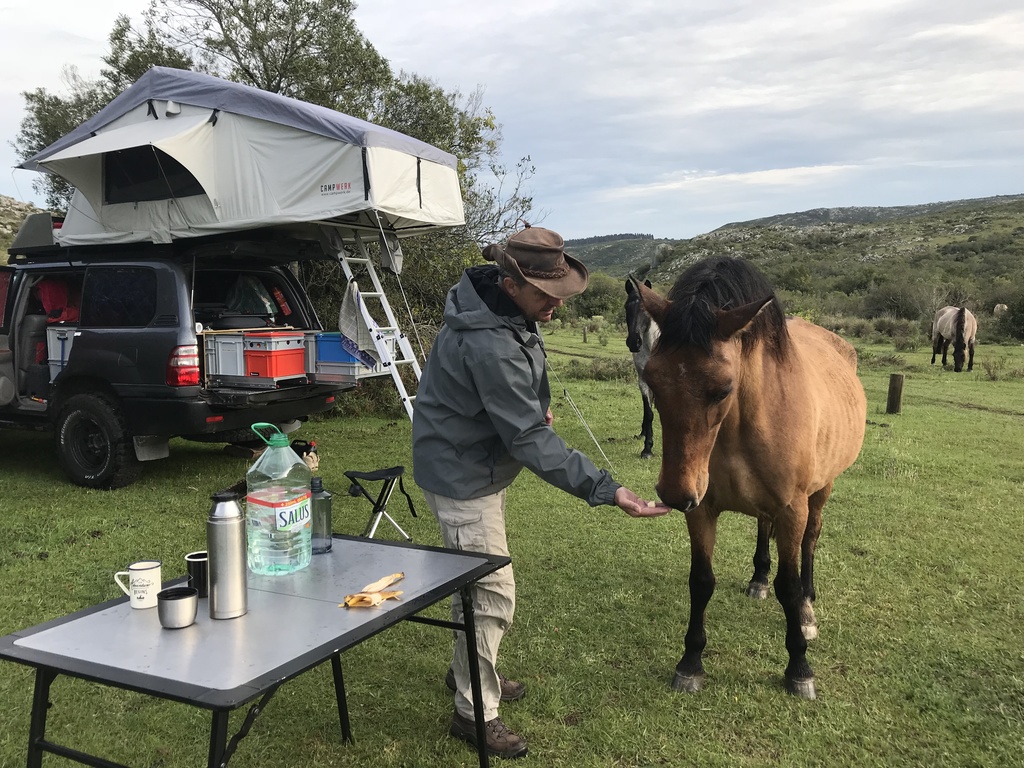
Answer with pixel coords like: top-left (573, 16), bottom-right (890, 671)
top-left (114, 560), bottom-right (162, 609)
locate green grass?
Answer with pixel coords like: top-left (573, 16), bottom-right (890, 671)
top-left (1, 326), bottom-right (1023, 767)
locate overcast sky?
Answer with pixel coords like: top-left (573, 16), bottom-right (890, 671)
top-left (1, 0), bottom-right (1022, 239)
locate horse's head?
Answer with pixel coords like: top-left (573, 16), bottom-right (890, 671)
top-left (636, 259), bottom-right (785, 512)
top-left (625, 277), bottom-right (653, 353)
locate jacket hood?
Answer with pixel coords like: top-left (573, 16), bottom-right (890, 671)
top-left (443, 264), bottom-right (525, 332)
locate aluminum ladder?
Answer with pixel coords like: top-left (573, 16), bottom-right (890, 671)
top-left (336, 232), bottom-right (421, 421)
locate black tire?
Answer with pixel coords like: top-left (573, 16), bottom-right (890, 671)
top-left (56, 393), bottom-right (141, 489)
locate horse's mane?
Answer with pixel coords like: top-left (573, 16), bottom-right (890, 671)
top-left (658, 257), bottom-right (789, 361)
top-left (955, 307), bottom-right (966, 346)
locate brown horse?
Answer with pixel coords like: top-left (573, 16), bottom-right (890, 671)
top-left (931, 306), bottom-right (977, 372)
top-left (633, 257), bottom-right (866, 699)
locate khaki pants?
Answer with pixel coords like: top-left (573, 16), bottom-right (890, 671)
top-left (422, 489), bottom-right (516, 721)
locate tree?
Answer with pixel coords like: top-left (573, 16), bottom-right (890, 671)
top-left (14, 12), bottom-right (197, 212)
top-left (151, 0), bottom-right (391, 116)
top-left (15, 68), bottom-right (110, 211)
top-left (16, 0), bottom-right (536, 328)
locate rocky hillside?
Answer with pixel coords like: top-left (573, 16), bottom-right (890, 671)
top-left (0, 194), bottom-right (44, 260)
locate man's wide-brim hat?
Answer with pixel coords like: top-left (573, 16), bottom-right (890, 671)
top-left (483, 224), bottom-right (589, 299)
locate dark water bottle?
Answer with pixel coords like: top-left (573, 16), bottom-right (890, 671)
top-left (311, 476), bottom-right (333, 554)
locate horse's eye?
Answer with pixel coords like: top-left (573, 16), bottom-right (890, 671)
top-left (709, 385), bottom-right (733, 403)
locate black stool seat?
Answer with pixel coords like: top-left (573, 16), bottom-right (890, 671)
top-left (344, 466), bottom-right (416, 541)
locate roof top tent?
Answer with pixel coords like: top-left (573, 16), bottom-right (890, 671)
top-left (19, 66), bottom-right (465, 246)
top-left (18, 67), bottom-right (466, 420)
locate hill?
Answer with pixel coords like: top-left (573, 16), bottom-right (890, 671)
top-left (569, 194), bottom-right (1024, 328)
top-left (0, 195), bottom-right (44, 260)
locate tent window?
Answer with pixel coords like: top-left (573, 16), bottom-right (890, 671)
top-left (104, 146), bottom-right (204, 204)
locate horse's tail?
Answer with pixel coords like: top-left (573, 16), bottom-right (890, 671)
top-left (955, 307), bottom-right (967, 345)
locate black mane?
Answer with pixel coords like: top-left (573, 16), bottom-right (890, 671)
top-left (659, 257), bottom-right (789, 359)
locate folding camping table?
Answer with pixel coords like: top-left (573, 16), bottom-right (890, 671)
top-left (0, 535), bottom-right (509, 768)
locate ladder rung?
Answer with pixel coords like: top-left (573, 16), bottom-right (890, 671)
top-left (343, 256), bottom-right (370, 264)
top-left (375, 327), bottom-right (399, 334)
top-left (360, 292), bottom-right (384, 299)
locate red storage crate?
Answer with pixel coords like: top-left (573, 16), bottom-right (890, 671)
top-left (245, 348), bottom-right (305, 378)
top-left (242, 331), bottom-right (305, 379)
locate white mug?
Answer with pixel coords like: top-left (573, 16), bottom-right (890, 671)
top-left (114, 560), bottom-right (162, 609)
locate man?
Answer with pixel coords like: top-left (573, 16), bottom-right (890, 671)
top-left (412, 224), bottom-right (670, 759)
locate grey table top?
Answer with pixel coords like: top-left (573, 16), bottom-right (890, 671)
top-left (0, 535), bottom-right (508, 709)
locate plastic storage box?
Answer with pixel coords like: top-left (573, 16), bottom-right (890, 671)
top-left (204, 333), bottom-right (246, 377)
top-left (46, 325), bottom-right (76, 381)
top-left (244, 331), bottom-right (305, 379)
top-left (313, 333), bottom-right (363, 382)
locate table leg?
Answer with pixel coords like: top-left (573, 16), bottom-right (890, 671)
top-left (207, 710), bottom-right (229, 768)
top-left (330, 654), bottom-right (353, 743)
top-left (459, 585), bottom-right (490, 768)
top-left (27, 668), bottom-right (56, 768)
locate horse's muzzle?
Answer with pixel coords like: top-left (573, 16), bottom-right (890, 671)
top-left (655, 485), bottom-right (700, 513)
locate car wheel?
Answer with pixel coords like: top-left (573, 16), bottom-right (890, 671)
top-left (56, 393), bottom-right (141, 489)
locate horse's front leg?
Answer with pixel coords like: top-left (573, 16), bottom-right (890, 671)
top-left (941, 338), bottom-right (951, 366)
top-left (640, 391), bottom-right (655, 458)
top-left (968, 340), bottom-right (975, 372)
top-left (673, 507), bottom-right (717, 693)
top-left (775, 503), bottom-right (816, 699)
top-left (798, 483), bottom-right (832, 642)
top-left (746, 517), bottom-right (772, 599)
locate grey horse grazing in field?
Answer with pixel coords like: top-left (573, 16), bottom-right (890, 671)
top-left (931, 306), bottom-right (977, 372)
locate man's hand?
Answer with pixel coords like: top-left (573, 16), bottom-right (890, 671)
top-left (614, 487), bottom-right (671, 517)
top-left (544, 408), bottom-right (554, 426)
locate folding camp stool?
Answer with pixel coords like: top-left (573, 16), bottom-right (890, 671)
top-left (344, 466), bottom-right (417, 541)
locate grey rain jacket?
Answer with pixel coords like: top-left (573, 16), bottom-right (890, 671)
top-left (412, 265), bottom-right (620, 506)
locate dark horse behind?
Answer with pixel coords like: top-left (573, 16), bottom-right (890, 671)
top-left (633, 257), bottom-right (866, 699)
top-left (624, 277), bottom-right (658, 458)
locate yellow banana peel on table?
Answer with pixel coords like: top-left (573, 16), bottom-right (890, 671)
top-left (341, 572), bottom-right (405, 608)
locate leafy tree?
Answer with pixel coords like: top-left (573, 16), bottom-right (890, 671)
top-left (15, 68), bottom-right (110, 211)
top-left (15, 0), bottom-right (535, 330)
top-left (151, 0), bottom-right (391, 116)
top-left (14, 12), bottom-right (196, 211)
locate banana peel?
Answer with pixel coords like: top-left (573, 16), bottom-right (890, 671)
top-left (341, 572), bottom-right (405, 608)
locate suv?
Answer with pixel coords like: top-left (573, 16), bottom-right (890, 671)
top-left (0, 213), bottom-right (353, 489)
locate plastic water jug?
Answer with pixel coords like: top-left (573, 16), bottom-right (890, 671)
top-left (245, 423), bottom-right (312, 575)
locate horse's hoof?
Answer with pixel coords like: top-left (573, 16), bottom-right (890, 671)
top-left (640, 451), bottom-right (654, 459)
top-left (671, 671), bottom-right (704, 693)
top-left (785, 677), bottom-right (817, 700)
top-left (745, 582), bottom-right (770, 600)
top-left (801, 623), bottom-right (819, 641)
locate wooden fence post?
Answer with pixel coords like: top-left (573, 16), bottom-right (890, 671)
top-left (886, 373), bottom-right (904, 414)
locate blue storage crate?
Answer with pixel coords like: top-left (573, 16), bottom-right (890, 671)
top-left (316, 333), bottom-right (361, 363)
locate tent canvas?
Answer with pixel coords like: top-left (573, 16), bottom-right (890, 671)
top-left (20, 67), bottom-right (465, 246)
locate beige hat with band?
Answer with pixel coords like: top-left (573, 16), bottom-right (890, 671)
top-left (483, 224), bottom-right (589, 299)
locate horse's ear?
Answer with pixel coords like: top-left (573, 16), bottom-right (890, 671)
top-left (636, 279), bottom-right (670, 325)
top-left (716, 296), bottom-right (773, 339)
top-left (644, 279), bottom-right (652, 288)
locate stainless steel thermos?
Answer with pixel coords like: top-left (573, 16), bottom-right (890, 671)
top-left (207, 489), bottom-right (248, 619)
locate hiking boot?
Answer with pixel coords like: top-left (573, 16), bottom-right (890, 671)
top-left (445, 668), bottom-right (527, 702)
top-left (449, 711), bottom-right (529, 759)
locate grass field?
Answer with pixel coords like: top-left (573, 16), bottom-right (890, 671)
top-left (0, 325), bottom-right (1022, 767)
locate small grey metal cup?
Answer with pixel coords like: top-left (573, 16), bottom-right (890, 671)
top-left (157, 587), bottom-right (199, 629)
top-left (185, 551), bottom-right (209, 598)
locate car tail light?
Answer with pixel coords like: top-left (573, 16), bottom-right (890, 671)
top-left (167, 345), bottom-right (200, 386)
